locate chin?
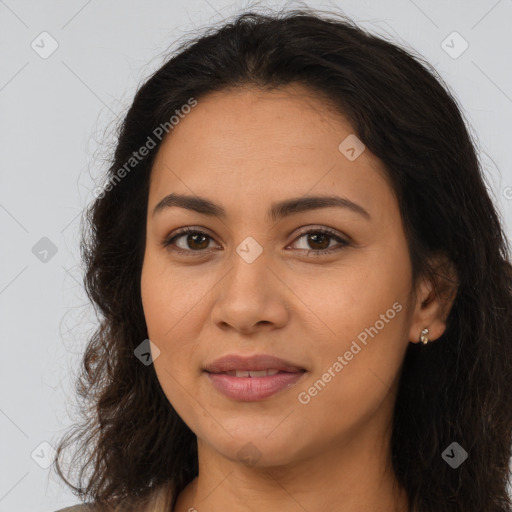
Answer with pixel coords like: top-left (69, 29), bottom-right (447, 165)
top-left (198, 424), bottom-right (309, 469)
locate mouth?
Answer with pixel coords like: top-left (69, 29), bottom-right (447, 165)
top-left (204, 354), bottom-right (306, 374)
top-left (220, 369), bottom-right (292, 377)
top-left (204, 354), bottom-right (307, 401)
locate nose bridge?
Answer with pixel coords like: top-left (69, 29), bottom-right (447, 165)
top-left (228, 234), bottom-right (270, 292)
top-left (210, 235), bottom-right (288, 331)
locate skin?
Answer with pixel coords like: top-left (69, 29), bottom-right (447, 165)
top-left (140, 84), bottom-right (455, 512)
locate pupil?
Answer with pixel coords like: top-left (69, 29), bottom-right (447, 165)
top-left (309, 233), bottom-right (329, 250)
top-left (189, 233), bottom-right (208, 250)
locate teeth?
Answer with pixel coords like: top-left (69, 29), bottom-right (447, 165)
top-left (247, 370), bottom-right (268, 377)
top-left (225, 369), bottom-right (282, 377)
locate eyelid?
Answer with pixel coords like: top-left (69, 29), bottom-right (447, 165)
top-left (288, 226), bottom-right (350, 255)
top-left (290, 225), bottom-right (347, 242)
top-left (163, 226), bottom-right (220, 254)
top-left (162, 225), bottom-right (350, 256)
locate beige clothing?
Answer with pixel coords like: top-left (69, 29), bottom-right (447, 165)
top-left (54, 507), bottom-right (96, 512)
top-left (53, 483), bottom-right (173, 512)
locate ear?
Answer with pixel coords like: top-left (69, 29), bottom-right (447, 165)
top-left (408, 253), bottom-right (459, 344)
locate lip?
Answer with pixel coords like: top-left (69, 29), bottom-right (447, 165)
top-left (204, 354), bottom-right (305, 373)
top-left (204, 354), bottom-right (307, 402)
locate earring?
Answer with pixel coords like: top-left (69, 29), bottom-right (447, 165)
top-left (419, 328), bottom-right (429, 345)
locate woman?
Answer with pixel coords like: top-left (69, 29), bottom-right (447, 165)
top-left (53, 7), bottom-right (512, 512)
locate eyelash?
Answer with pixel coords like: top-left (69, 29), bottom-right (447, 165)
top-left (161, 226), bottom-right (349, 257)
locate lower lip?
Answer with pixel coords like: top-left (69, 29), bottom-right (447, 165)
top-left (206, 371), bottom-right (306, 401)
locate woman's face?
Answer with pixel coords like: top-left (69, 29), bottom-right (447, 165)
top-left (141, 85), bottom-right (424, 468)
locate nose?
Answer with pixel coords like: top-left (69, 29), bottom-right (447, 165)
top-left (210, 247), bottom-right (290, 335)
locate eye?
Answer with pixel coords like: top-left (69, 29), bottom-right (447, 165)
top-left (162, 227), bottom-right (218, 256)
top-left (161, 226), bottom-right (349, 257)
top-left (289, 227), bottom-right (349, 256)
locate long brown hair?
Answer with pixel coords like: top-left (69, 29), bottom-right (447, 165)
top-left (54, 7), bottom-right (512, 512)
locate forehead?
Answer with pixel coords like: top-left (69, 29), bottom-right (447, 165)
top-left (148, 85), bottom-right (396, 220)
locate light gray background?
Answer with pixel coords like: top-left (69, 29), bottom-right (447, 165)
top-left (1, 0), bottom-right (511, 510)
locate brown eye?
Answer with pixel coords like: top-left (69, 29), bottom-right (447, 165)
top-left (162, 228), bottom-right (218, 255)
top-left (162, 226), bottom-right (349, 258)
top-left (180, 232), bottom-right (210, 251)
top-left (304, 232), bottom-right (331, 251)
top-left (290, 228), bottom-right (349, 256)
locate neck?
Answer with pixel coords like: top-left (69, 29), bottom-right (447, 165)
top-left (174, 420), bottom-right (409, 512)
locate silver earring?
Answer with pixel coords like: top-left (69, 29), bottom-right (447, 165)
top-left (420, 328), bottom-right (429, 345)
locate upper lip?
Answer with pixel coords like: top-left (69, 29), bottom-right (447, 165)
top-left (204, 354), bottom-right (306, 373)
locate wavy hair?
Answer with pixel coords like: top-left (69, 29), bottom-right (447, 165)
top-left (54, 7), bottom-right (512, 512)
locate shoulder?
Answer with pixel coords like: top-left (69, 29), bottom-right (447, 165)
top-left (52, 482), bottom-right (173, 512)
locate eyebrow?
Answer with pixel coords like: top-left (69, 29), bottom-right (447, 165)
top-left (152, 192), bottom-right (371, 222)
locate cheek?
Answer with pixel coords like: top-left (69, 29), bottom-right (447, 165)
top-left (295, 246), bottom-right (411, 422)
top-left (140, 254), bottom-right (207, 417)
top-left (140, 250), bottom-right (205, 343)
top-left (141, 298), bottom-right (198, 434)
top-left (294, 305), bottom-right (408, 443)
top-left (298, 250), bottom-right (410, 348)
